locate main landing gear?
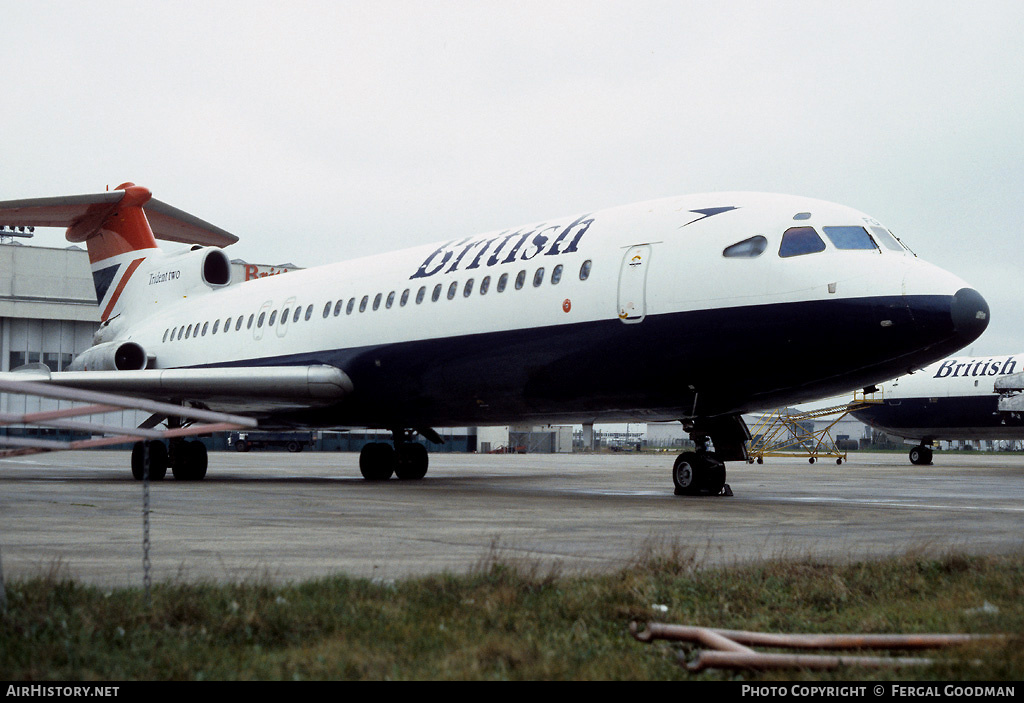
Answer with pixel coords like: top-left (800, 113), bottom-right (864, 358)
top-left (359, 430), bottom-right (430, 481)
top-left (131, 439), bottom-right (209, 481)
top-left (909, 443), bottom-right (934, 465)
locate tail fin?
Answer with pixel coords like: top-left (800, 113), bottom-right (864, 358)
top-left (73, 184), bottom-right (160, 321)
top-left (0, 182), bottom-right (238, 322)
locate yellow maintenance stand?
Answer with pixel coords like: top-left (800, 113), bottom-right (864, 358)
top-left (746, 392), bottom-right (881, 465)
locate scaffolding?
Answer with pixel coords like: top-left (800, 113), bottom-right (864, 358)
top-left (746, 393), bottom-right (880, 465)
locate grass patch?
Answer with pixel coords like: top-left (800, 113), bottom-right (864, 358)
top-left (2, 548), bottom-right (1021, 680)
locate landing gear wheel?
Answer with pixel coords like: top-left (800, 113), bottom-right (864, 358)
top-left (131, 441), bottom-right (168, 481)
top-left (909, 445), bottom-right (933, 466)
top-left (673, 451), bottom-right (726, 496)
top-left (395, 442), bottom-right (429, 480)
top-left (703, 455), bottom-right (727, 496)
top-left (672, 452), bottom-right (700, 495)
top-left (172, 440), bottom-right (208, 481)
top-left (360, 442), bottom-right (395, 481)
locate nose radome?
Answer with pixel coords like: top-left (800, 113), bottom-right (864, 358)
top-left (951, 287), bottom-right (990, 344)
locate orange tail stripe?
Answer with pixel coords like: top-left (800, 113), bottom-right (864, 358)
top-left (101, 257), bottom-right (146, 322)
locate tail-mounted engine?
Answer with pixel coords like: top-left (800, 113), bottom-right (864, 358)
top-left (68, 341), bottom-right (149, 371)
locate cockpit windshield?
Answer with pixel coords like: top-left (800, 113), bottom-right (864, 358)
top-left (869, 226), bottom-right (909, 252)
top-left (822, 226), bottom-right (878, 251)
top-left (779, 227), bottom-right (826, 258)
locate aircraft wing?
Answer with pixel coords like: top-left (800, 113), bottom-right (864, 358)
top-left (0, 190), bottom-right (238, 248)
top-left (0, 365), bottom-right (352, 415)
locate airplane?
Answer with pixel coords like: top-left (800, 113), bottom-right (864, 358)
top-left (0, 183), bottom-right (991, 495)
top-left (851, 352), bottom-right (1024, 464)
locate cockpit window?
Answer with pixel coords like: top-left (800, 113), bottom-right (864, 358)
top-left (823, 226), bottom-right (877, 250)
top-left (869, 226), bottom-right (907, 252)
top-left (779, 227), bottom-right (826, 258)
top-left (723, 235), bottom-right (767, 258)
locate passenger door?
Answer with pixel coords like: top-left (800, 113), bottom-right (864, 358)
top-left (617, 244), bottom-right (651, 324)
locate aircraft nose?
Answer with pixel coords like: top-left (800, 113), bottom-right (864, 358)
top-left (950, 287), bottom-right (990, 344)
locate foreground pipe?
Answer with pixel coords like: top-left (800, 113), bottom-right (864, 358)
top-left (630, 622), bottom-right (1000, 672)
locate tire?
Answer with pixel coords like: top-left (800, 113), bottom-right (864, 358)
top-left (131, 441), bottom-right (168, 481)
top-left (359, 442), bottom-right (395, 481)
top-left (672, 452), bottom-right (700, 495)
top-left (395, 443), bottom-right (429, 480)
top-left (909, 445), bottom-right (933, 465)
top-left (172, 440), bottom-right (208, 481)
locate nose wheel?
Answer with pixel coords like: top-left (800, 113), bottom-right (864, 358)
top-left (909, 444), bottom-right (933, 465)
top-left (672, 450), bottom-right (727, 496)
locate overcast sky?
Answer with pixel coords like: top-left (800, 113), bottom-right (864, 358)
top-left (3, 1), bottom-right (1021, 356)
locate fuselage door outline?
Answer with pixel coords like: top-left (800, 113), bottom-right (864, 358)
top-left (618, 244), bottom-right (651, 324)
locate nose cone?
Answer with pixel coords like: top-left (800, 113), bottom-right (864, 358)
top-left (950, 287), bottom-right (990, 346)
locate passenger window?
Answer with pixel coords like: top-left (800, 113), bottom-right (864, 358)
top-left (579, 260), bottom-right (592, 280)
top-left (178, 327), bottom-right (185, 340)
top-left (400, 289), bottom-right (410, 306)
top-left (214, 320), bottom-right (220, 334)
top-left (323, 302), bottom-right (332, 318)
top-left (432, 284), bottom-right (442, 302)
top-left (447, 282), bottom-right (458, 300)
top-left (497, 273), bottom-right (508, 292)
top-left (515, 270), bottom-right (526, 290)
top-left (480, 276), bottom-right (490, 295)
top-left (334, 300), bottom-right (343, 316)
top-left (551, 265), bottom-right (563, 284)
top-left (186, 324), bottom-right (192, 339)
top-left (347, 297), bottom-right (355, 314)
top-left (269, 311), bottom-right (277, 326)
top-left (237, 317), bottom-right (244, 331)
top-left (723, 235), bottom-right (767, 258)
top-left (359, 296), bottom-right (368, 312)
top-left (779, 227), bottom-right (826, 258)
top-left (224, 318), bottom-right (231, 332)
top-left (464, 279), bottom-right (474, 297)
top-left (163, 329), bottom-right (169, 343)
top-left (373, 293), bottom-right (382, 311)
top-left (386, 291), bottom-right (395, 308)
top-left (257, 313), bottom-right (265, 328)
top-left (823, 226), bottom-right (877, 251)
top-left (293, 307), bottom-right (301, 323)
top-left (416, 286), bottom-right (426, 304)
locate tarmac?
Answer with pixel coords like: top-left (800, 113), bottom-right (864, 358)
top-left (1, 449), bottom-right (1022, 587)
